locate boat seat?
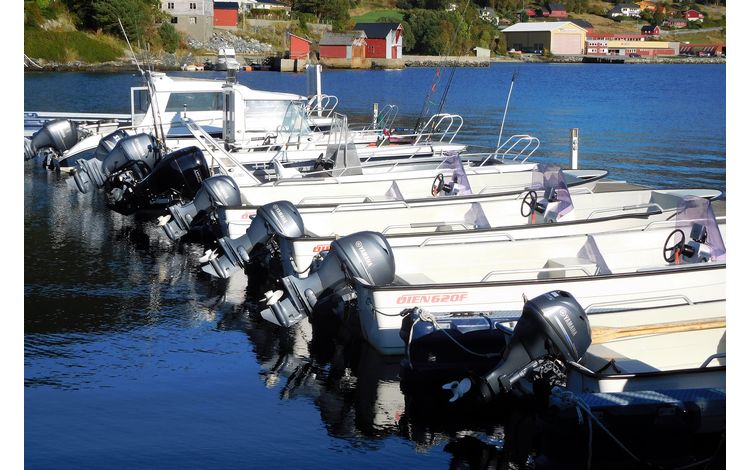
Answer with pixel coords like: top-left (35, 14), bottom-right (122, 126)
top-left (538, 257), bottom-right (599, 279)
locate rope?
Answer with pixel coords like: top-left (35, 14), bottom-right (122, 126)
top-left (406, 309), bottom-right (503, 359)
top-left (551, 387), bottom-right (644, 466)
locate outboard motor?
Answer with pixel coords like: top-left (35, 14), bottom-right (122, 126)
top-left (200, 200), bottom-right (304, 278)
top-left (161, 175), bottom-right (242, 241)
top-left (443, 291), bottom-right (591, 402)
top-left (59, 128), bottom-right (130, 170)
top-left (25, 119), bottom-right (80, 162)
top-left (74, 134), bottom-right (159, 194)
top-left (260, 231), bottom-right (396, 328)
top-left (104, 146), bottom-right (210, 215)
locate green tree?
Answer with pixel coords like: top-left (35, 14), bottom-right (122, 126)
top-left (158, 22), bottom-right (180, 53)
top-left (92, 0), bottom-right (156, 41)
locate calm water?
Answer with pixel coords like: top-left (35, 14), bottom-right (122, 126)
top-left (24, 64), bottom-right (726, 468)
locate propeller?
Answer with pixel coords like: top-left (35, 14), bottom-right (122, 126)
top-left (442, 377), bottom-right (472, 403)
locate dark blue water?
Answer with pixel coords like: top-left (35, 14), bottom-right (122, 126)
top-left (25, 64), bottom-right (726, 468)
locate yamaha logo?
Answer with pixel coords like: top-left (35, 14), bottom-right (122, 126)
top-left (558, 308), bottom-right (578, 336)
top-left (272, 204), bottom-right (288, 226)
top-left (355, 240), bottom-right (373, 267)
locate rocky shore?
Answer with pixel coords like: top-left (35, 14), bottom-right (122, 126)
top-left (24, 52), bottom-right (726, 72)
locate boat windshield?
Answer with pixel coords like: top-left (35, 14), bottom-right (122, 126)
top-left (675, 196), bottom-right (726, 261)
top-left (165, 92), bottom-right (223, 112)
top-left (437, 153), bottom-right (472, 195)
top-left (245, 100), bottom-right (310, 134)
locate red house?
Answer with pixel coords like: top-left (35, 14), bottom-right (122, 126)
top-left (353, 22), bottom-right (403, 59)
top-left (546, 3), bottom-right (568, 18)
top-left (214, 1), bottom-right (239, 27)
top-left (641, 25), bottom-right (661, 36)
top-left (319, 31), bottom-right (367, 60)
top-left (289, 33), bottom-right (311, 60)
top-left (683, 9), bottom-right (704, 22)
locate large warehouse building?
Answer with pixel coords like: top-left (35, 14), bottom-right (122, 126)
top-left (502, 21), bottom-right (587, 55)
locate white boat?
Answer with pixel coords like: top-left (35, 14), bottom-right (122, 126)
top-left (200, 169), bottom-right (721, 281)
top-left (215, 48), bottom-right (241, 71)
top-left (257, 197), bottom-right (726, 355)
top-left (26, 71), bottom-right (465, 174)
top-left (402, 292), bottom-right (725, 437)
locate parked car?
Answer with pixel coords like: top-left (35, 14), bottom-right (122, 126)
top-left (629, 53), bottom-right (641, 58)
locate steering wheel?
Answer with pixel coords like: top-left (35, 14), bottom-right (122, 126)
top-left (521, 191), bottom-right (538, 217)
top-left (663, 229), bottom-right (686, 263)
top-left (431, 173), bottom-right (445, 197)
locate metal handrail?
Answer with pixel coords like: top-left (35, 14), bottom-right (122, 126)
top-left (331, 200), bottom-right (410, 213)
top-left (420, 232), bottom-right (515, 247)
top-left (700, 353), bottom-right (726, 368)
top-left (585, 203), bottom-right (664, 220)
top-left (381, 221), bottom-right (470, 235)
top-left (481, 264), bottom-right (595, 282)
top-left (584, 294), bottom-right (694, 314)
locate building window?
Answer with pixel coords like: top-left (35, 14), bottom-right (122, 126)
top-left (167, 2), bottom-right (174, 8)
top-left (190, 2), bottom-right (196, 9)
top-left (189, 17), bottom-right (197, 24)
top-left (170, 17), bottom-right (178, 24)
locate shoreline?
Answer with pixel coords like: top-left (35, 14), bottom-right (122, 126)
top-left (24, 54), bottom-right (726, 73)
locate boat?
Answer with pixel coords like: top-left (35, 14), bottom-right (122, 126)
top-left (214, 47), bottom-right (241, 71)
top-left (255, 196), bottom-right (726, 355)
top-left (159, 143), bottom-right (608, 241)
top-left (400, 290), bottom-right (725, 459)
top-left (197, 167), bottom-right (721, 281)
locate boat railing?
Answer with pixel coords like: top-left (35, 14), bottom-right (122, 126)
top-left (181, 117), bottom-right (261, 187)
top-left (331, 200), bottom-right (410, 213)
top-left (481, 265), bottom-right (596, 282)
top-left (411, 113), bottom-right (463, 145)
top-left (585, 203), bottom-right (664, 220)
top-left (380, 221), bottom-right (473, 235)
top-left (584, 295), bottom-right (694, 314)
top-left (700, 353), bottom-right (726, 368)
top-left (419, 232), bottom-right (515, 247)
top-left (306, 94), bottom-right (338, 118)
top-left (473, 134), bottom-right (540, 166)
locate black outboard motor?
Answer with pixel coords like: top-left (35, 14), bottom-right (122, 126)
top-left (201, 200), bottom-right (305, 278)
top-left (74, 134), bottom-right (159, 194)
top-left (25, 119), bottom-right (80, 162)
top-left (104, 146), bottom-right (210, 215)
top-left (444, 291), bottom-right (591, 402)
top-left (260, 231), bottom-right (396, 328)
top-left (161, 175), bottom-right (242, 241)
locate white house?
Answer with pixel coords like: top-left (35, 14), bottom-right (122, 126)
top-left (161, 0), bottom-right (213, 42)
top-left (608, 3), bottom-right (642, 18)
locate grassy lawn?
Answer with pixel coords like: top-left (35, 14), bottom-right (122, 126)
top-left (25, 29), bottom-right (125, 62)
top-left (352, 9), bottom-right (404, 23)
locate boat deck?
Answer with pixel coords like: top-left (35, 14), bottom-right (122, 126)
top-left (592, 180), bottom-right (726, 217)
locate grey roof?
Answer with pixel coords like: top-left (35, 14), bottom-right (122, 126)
top-left (569, 18), bottom-right (593, 29)
top-left (319, 31), bottom-right (366, 46)
top-left (353, 22), bottom-right (401, 39)
top-left (546, 3), bottom-right (566, 11)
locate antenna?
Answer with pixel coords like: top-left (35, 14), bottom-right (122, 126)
top-left (118, 18), bottom-right (143, 75)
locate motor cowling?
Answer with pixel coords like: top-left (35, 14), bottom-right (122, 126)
top-left (475, 290), bottom-right (591, 400)
top-left (260, 231), bottom-right (396, 328)
top-left (104, 146), bottom-right (209, 215)
top-left (25, 119), bottom-right (79, 160)
top-left (201, 200), bottom-right (304, 278)
top-left (163, 175), bottom-right (242, 241)
top-left (74, 134), bottom-right (158, 194)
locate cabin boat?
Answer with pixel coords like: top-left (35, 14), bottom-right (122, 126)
top-left (255, 196), bottom-right (726, 356)
top-left (215, 48), bottom-right (240, 71)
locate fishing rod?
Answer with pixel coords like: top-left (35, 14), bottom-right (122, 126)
top-left (496, 69), bottom-right (518, 149)
top-left (118, 18), bottom-right (167, 145)
top-left (413, 0), bottom-right (471, 133)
